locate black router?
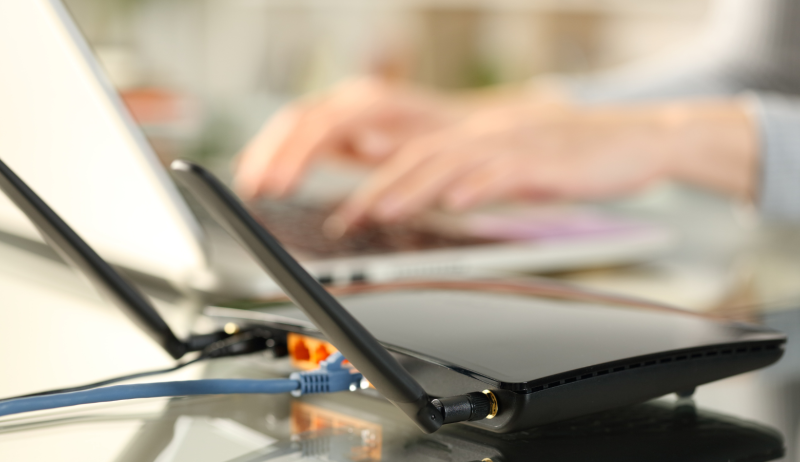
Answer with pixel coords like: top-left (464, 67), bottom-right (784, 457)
top-left (0, 157), bottom-right (785, 435)
top-left (168, 160), bottom-right (785, 434)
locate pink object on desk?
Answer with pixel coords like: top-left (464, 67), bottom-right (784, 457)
top-left (460, 210), bottom-right (648, 241)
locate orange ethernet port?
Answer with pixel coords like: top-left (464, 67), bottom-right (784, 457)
top-left (314, 344), bottom-right (330, 363)
top-left (288, 332), bottom-right (340, 370)
top-left (287, 333), bottom-right (371, 389)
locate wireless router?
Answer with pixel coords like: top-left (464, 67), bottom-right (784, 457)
top-left (0, 157), bottom-right (785, 435)
top-left (169, 160), bottom-right (785, 434)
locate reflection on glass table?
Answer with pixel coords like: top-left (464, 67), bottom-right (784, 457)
top-left (0, 388), bottom-right (783, 462)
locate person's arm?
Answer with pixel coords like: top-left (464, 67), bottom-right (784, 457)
top-left (553, 0), bottom-right (800, 223)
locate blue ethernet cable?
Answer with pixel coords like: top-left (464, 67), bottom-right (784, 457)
top-left (0, 353), bottom-right (362, 419)
top-left (0, 379), bottom-right (300, 417)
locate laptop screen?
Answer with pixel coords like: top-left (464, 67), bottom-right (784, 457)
top-left (0, 0), bottom-right (207, 286)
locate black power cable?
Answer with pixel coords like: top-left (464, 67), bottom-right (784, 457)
top-left (0, 327), bottom-right (285, 403)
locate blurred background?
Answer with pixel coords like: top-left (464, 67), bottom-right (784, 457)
top-left (63, 0), bottom-right (713, 174)
top-left (62, 0), bottom-right (789, 313)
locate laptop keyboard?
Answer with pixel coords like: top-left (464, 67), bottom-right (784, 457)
top-left (250, 201), bottom-right (496, 259)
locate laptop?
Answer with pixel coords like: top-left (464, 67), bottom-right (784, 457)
top-left (0, 0), bottom-right (673, 297)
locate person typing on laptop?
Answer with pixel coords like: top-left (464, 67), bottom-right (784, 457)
top-left (235, 0), bottom-right (800, 234)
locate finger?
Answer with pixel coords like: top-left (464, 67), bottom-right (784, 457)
top-left (442, 156), bottom-right (524, 210)
top-left (350, 128), bottom-right (395, 160)
top-left (346, 99), bottom-right (451, 161)
top-left (260, 108), bottom-right (348, 197)
top-left (443, 155), bottom-right (565, 210)
top-left (364, 145), bottom-right (502, 222)
top-left (328, 135), bottom-right (451, 228)
top-left (236, 79), bottom-right (392, 198)
top-left (348, 124), bottom-right (426, 162)
top-left (268, 79), bottom-right (427, 195)
top-left (257, 86), bottom-right (423, 196)
top-left (234, 106), bottom-right (306, 199)
top-left (333, 135), bottom-right (503, 227)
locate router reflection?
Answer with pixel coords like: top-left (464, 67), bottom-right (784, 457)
top-left (225, 398), bottom-right (783, 462)
top-left (0, 392), bottom-right (784, 462)
top-left (0, 393), bottom-right (783, 461)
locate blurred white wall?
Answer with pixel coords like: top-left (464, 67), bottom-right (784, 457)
top-left (62, 0), bottom-right (713, 165)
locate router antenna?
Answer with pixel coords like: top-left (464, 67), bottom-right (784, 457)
top-left (0, 159), bottom-right (187, 359)
top-left (171, 160), bottom-right (495, 433)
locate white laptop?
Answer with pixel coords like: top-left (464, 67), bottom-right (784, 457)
top-left (0, 0), bottom-right (673, 297)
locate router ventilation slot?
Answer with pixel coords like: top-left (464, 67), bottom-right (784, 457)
top-left (529, 342), bottom-right (781, 394)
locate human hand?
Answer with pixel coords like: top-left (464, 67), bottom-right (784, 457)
top-left (326, 100), bottom-right (757, 235)
top-left (234, 77), bottom-right (458, 199)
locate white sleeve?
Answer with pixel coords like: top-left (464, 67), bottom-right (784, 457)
top-left (751, 93), bottom-right (800, 222)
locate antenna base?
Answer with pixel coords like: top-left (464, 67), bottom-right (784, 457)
top-left (432, 391), bottom-right (497, 424)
